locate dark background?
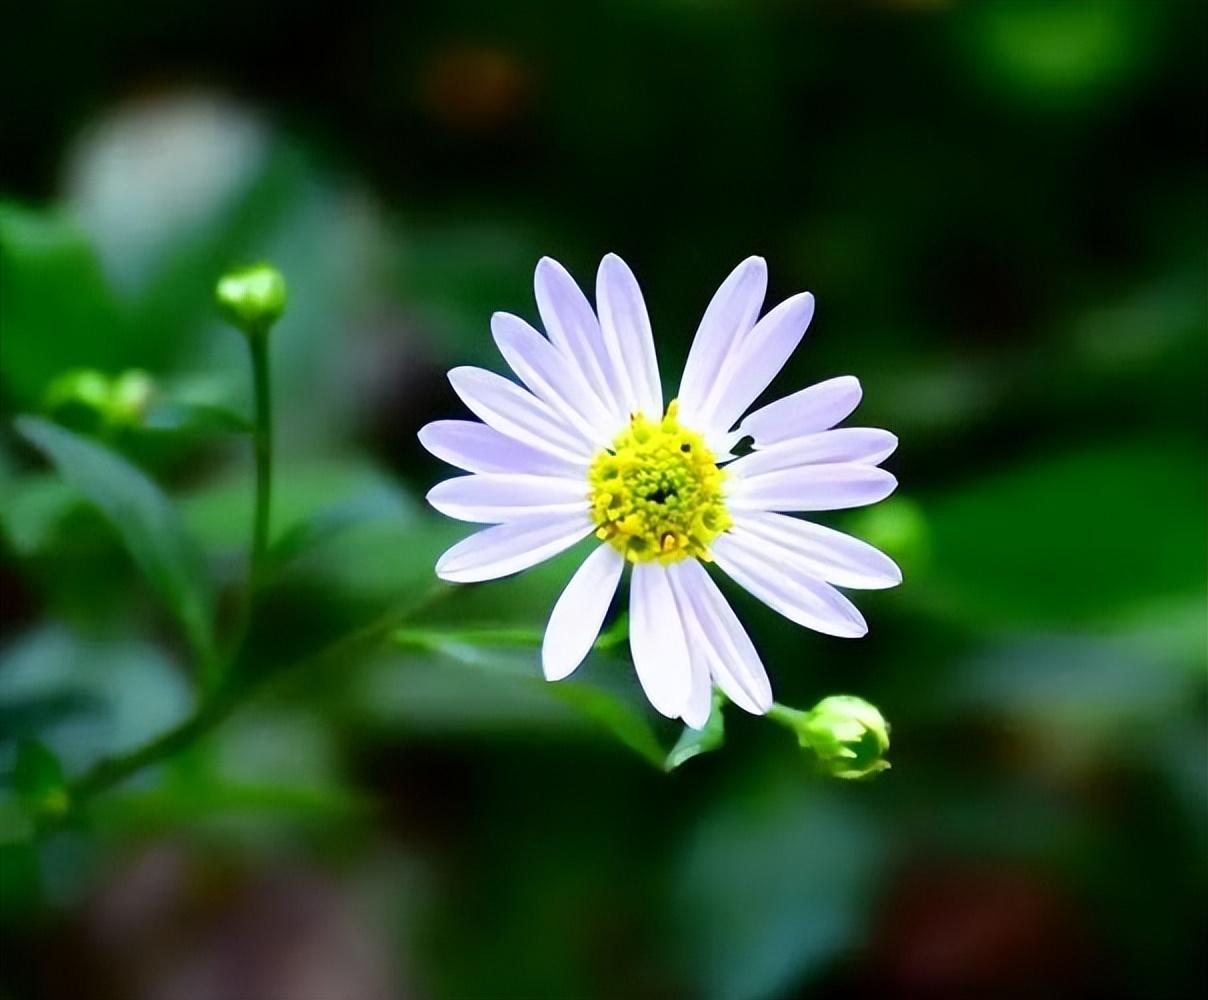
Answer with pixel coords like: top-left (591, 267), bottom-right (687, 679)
top-left (2, 2), bottom-right (1206, 998)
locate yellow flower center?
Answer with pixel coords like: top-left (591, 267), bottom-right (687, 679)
top-left (588, 400), bottom-right (731, 564)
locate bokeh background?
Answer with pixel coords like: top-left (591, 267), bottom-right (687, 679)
top-left (2, 1), bottom-right (1206, 998)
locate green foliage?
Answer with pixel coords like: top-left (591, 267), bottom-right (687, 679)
top-left (0, 204), bottom-right (127, 406)
top-left (1, 3), bottom-right (1205, 997)
top-left (665, 693), bottom-right (726, 771)
top-left (14, 416), bottom-right (215, 663)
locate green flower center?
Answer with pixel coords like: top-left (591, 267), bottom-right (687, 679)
top-left (588, 400), bottom-right (731, 564)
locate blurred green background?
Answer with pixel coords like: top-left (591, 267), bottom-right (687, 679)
top-left (2, 1), bottom-right (1206, 998)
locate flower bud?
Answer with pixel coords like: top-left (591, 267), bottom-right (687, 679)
top-left (44, 369), bottom-right (111, 415)
top-left (801, 695), bottom-right (890, 779)
top-left (215, 263), bottom-right (287, 335)
top-left (770, 695), bottom-right (891, 779)
top-left (44, 368), bottom-right (153, 429)
top-left (108, 369), bottom-right (154, 424)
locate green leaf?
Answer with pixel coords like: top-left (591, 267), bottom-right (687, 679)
top-left (0, 473), bottom-right (80, 556)
top-left (671, 772), bottom-right (886, 1000)
top-left (905, 441), bottom-right (1207, 631)
top-left (0, 203), bottom-right (128, 408)
top-left (15, 416), bottom-right (214, 661)
top-left (665, 693), bottom-right (726, 771)
top-left (0, 626), bottom-right (191, 774)
top-left (141, 399), bottom-right (252, 435)
top-left (11, 740), bottom-right (69, 823)
top-left (367, 623), bottom-right (667, 767)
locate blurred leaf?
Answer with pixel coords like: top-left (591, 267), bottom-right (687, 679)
top-left (359, 629), bottom-right (666, 767)
top-left (0, 626), bottom-right (190, 775)
top-left (0, 840), bottom-right (41, 916)
top-left (0, 203), bottom-right (128, 407)
top-left (0, 473), bottom-right (80, 557)
top-left (0, 793), bottom-right (35, 847)
top-left (394, 625), bottom-right (544, 651)
top-left (672, 771), bottom-right (887, 1000)
top-left (665, 693), bottom-right (725, 771)
top-left (15, 416), bottom-right (215, 661)
top-left (179, 457), bottom-right (418, 554)
top-left (141, 399), bottom-right (252, 435)
top-left (89, 781), bottom-right (372, 833)
top-left (266, 487), bottom-right (413, 576)
top-left (12, 741), bottom-right (69, 823)
top-left (384, 615), bottom-right (668, 765)
top-left (544, 677), bottom-right (666, 768)
top-left (963, 0), bottom-right (1155, 106)
top-left (915, 441), bottom-right (1206, 631)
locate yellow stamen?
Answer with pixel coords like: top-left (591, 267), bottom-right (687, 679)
top-left (587, 400), bottom-right (731, 564)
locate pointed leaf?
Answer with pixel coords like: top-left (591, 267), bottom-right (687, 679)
top-left (15, 416), bottom-right (214, 660)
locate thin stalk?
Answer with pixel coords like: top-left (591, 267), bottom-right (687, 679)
top-left (64, 587), bottom-right (454, 813)
top-left (248, 331), bottom-right (274, 589)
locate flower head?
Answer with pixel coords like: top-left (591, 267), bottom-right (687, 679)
top-left (215, 262), bottom-right (287, 335)
top-left (420, 254), bottom-right (901, 728)
top-left (773, 695), bottom-right (892, 779)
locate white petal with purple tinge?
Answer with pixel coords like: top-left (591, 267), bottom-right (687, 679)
top-left (738, 376), bottom-right (863, 447)
top-left (418, 420), bottom-right (587, 478)
top-left (731, 510), bottom-right (902, 590)
top-left (727, 462), bottom-right (897, 512)
top-left (426, 473), bottom-right (588, 523)
top-left (491, 312), bottom-right (616, 445)
top-left (534, 257), bottom-right (627, 432)
top-left (542, 544), bottom-right (625, 681)
top-left (712, 532), bottom-right (869, 638)
top-left (678, 256), bottom-right (767, 428)
top-left (629, 563), bottom-right (692, 718)
top-left (596, 253), bottom-right (663, 420)
top-left (448, 366), bottom-right (593, 463)
top-left (435, 513), bottom-right (593, 584)
top-left (701, 291), bottom-right (815, 438)
top-left (726, 428), bottom-right (898, 479)
top-left (669, 559), bottom-right (772, 715)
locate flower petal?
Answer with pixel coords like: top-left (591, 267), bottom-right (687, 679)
top-left (738, 376), bottom-right (863, 448)
top-left (491, 312), bottom-right (616, 446)
top-left (727, 463), bottom-right (898, 512)
top-left (731, 510), bottom-right (902, 590)
top-left (418, 420), bottom-right (587, 478)
top-left (726, 428), bottom-right (898, 479)
top-left (448, 366), bottom-right (593, 462)
top-left (712, 532), bottom-right (868, 638)
top-left (677, 257), bottom-right (767, 428)
top-left (629, 562), bottom-right (692, 718)
top-left (534, 257), bottom-right (627, 431)
top-left (679, 634), bottom-right (714, 730)
top-left (435, 513), bottom-right (594, 584)
top-left (596, 253), bottom-right (663, 419)
top-left (426, 473), bottom-right (588, 523)
top-left (701, 292), bottom-right (815, 438)
top-left (542, 543), bottom-right (625, 681)
top-left (669, 560), bottom-right (772, 715)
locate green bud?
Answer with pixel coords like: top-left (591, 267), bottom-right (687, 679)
top-left (108, 369), bottom-right (154, 424)
top-left (44, 368), bottom-right (154, 429)
top-left (215, 263), bottom-right (287, 335)
top-left (770, 695), bottom-right (891, 779)
top-left (44, 369), bottom-right (112, 414)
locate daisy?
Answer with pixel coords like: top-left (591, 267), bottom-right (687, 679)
top-left (418, 255), bottom-right (901, 729)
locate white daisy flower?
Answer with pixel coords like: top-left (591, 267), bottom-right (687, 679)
top-left (419, 254), bottom-right (901, 729)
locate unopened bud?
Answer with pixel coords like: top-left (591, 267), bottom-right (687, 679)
top-left (769, 695), bottom-right (891, 780)
top-left (215, 263), bottom-right (287, 335)
top-left (44, 368), bottom-right (154, 429)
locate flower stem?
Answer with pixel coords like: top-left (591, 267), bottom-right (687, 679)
top-left (766, 702), bottom-right (808, 730)
top-left (248, 331), bottom-right (274, 590)
top-left (64, 588), bottom-right (453, 813)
